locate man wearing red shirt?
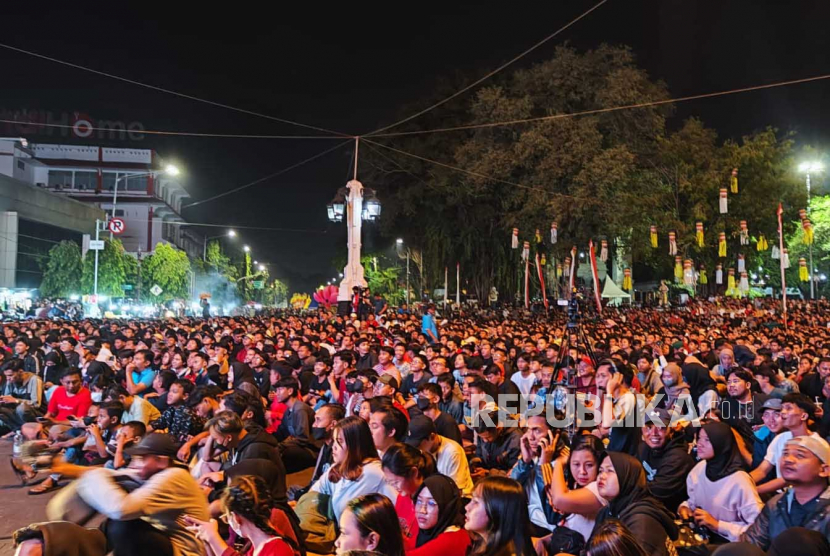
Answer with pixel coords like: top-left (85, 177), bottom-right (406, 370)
top-left (47, 368), bottom-right (92, 422)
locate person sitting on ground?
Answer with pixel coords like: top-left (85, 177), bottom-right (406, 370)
top-left (308, 416), bottom-right (397, 527)
top-left (333, 493), bottom-right (405, 556)
top-left (637, 408), bottom-right (696, 513)
top-left (471, 410), bottom-right (522, 478)
top-left (185, 474), bottom-right (297, 556)
top-left (585, 519), bottom-right (649, 556)
top-left (145, 370), bottom-right (176, 412)
top-left (65, 433), bottom-right (207, 555)
top-left (0, 359), bottom-right (43, 432)
top-left (678, 421), bottom-right (763, 543)
top-left (465, 476), bottom-right (534, 556)
top-left (734, 436), bottom-right (830, 552)
top-left (751, 392), bottom-right (823, 495)
top-left (593, 451), bottom-right (678, 556)
top-left (368, 397), bottom-right (408, 459)
top-left (106, 385), bottom-right (161, 426)
top-left (751, 398), bottom-right (784, 483)
top-left (380, 442), bottom-right (437, 548)
top-left (408, 474), bottom-right (470, 556)
top-left (406, 414), bottom-right (474, 498)
top-left (273, 377), bottom-right (318, 474)
top-left (415, 383), bottom-right (462, 445)
top-left (148, 379), bottom-right (205, 446)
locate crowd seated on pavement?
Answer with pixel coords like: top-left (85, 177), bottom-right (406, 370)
top-left (7, 295), bottom-right (830, 555)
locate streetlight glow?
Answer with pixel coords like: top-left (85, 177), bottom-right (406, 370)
top-left (228, 230), bottom-right (236, 237)
top-left (799, 161), bottom-right (824, 174)
top-left (396, 238), bottom-right (404, 245)
top-left (243, 245), bottom-right (250, 252)
top-left (164, 164), bottom-right (180, 176)
top-left (258, 264), bottom-right (265, 272)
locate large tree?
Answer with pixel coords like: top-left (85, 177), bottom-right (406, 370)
top-left (40, 241), bottom-right (82, 298)
top-left (81, 239), bottom-right (132, 297)
top-left (140, 243), bottom-right (192, 302)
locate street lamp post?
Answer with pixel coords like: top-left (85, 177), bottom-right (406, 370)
top-left (203, 229), bottom-right (236, 261)
top-left (111, 164), bottom-right (179, 238)
top-left (327, 141), bottom-right (381, 307)
top-left (799, 161), bottom-right (824, 300)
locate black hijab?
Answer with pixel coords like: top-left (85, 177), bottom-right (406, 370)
top-left (700, 421), bottom-right (745, 483)
top-left (682, 362), bottom-right (717, 405)
top-left (595, 452), bottom-right (678, 540)
top-left (414, 474), bottom-right (464, 547)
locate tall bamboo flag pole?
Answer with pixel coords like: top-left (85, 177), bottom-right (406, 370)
top-left (778, 203), bottom-right (788, 326)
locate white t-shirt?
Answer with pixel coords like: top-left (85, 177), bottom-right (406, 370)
top-left (434, 436), bottom-right (474, 497)
top-left (563, 481), bottom-right (607, 541)
top-left (765, 430), bottom-right (824, 478)
top-left (311, 459), bottom-right (397, 522)
top-left (511, 372), bottom-right (537, 398)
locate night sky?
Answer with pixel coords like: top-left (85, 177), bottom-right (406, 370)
top-left (3, 1), bottom-right (830, 291)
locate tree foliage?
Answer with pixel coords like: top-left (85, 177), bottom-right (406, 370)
top-left (81, 239), bottom-right (132, 297)
top-left (141, 243), bottom-right (192, 302)
top-left (40, 241), bottom-right (82, 298)
top-left (365, 44), bottom-right (808, 301)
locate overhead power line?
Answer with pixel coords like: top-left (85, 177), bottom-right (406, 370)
top-left (185, 140), bottom-right (352, 208)
top-left (0, 42), bottom-right (352, 137)
top-left (363, 138), bottom-right (580, 199)
top-left (368, 72), bottom-right (830, 137)
top-left (0, 119), bottom-right (345, 140)
top-left (364, 0), bottom-right (608, 136)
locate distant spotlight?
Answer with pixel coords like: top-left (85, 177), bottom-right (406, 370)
top-left (396, 238), bottom-right (403, 245)
top-left (258, 265), bottom-right (265, 271)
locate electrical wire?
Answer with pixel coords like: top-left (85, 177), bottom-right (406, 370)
top-left (364, 0), bottom-right (608, 136)
top-left (0, 42), bottom-right (352, 138)
top-left (368, 72), bottom-right (830, 137)
top-left (363, 138), bottom-right (580, 198)
top-left (0, 119), bottom-right (344, 140)
top-left (121, 219), bottom-right (330, 233)
top-left (185, 140), bottom-right (352, 208)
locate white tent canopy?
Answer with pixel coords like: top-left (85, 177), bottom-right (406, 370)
top-left (601, 276), bottom-right (630, 304)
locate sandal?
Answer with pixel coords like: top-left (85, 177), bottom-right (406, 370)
top-left (9, 458), bottom-right (37, 485)
top-left (28, 478), bottom-right (61, 495)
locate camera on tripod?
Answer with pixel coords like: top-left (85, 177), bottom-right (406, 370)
top-left (566, 288), bottom-right (581, 329)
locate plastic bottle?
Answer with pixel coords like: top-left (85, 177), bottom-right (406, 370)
top-left (13, 430), bottom-right (22, 458)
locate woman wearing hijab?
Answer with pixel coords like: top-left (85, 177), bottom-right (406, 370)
top-left (593, 452), bottom-right (678, 556)
top-left (408, 474), bottom-right (470, 556)
top-left (682, 361), bottom-right (720, 418)
top-left (655, 363), bottom-right (695, 421)
top-left (678, 421), bottom-right (762, 543)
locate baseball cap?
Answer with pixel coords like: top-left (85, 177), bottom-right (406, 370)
top-left (785, 436), bottom-right (830, 465)
top-left (377, 374), bottom-right (399, 390)
top-left (762, 398), bottom-right (783, 412)
top-left (126, 433), bottom-right (180, 460)
top-left (405, 415), bottom-right (436, 447)
top-left (644, 408), bottom-right (673, 427)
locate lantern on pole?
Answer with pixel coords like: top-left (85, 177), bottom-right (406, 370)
top-left (600, 240), bottom-right (608, 263)
top-left (782, 249), bottom-right (790, 269)
top-left (730, 168), bottom-right (739, 194)
top-left (521, 241), bottom-right (530, 261)
top-left (695, 222), bottom-right (704, 248)
top-left (623, 268), bottom-right (632, 291)
top-left (800, 257), bottom-right (810, 282)
top-left (650, 226), bottom-right (658, 248)
top-left (511, 228), bottom-right (519, 249)
top-left (716, 264), bottom-right (724, 285)
top-left (674, 256), bottom-right (683, 281)
top-left (756, 234), bottom-right (769, 251)
top-left (699, 263), bottom-right (708, 285)
top-left (803, 218), bottom-right (814, 245)
top-left (719, 188), bottom-right (728, 213)
top-left (683, 259), bottom-right (695, 286)
top-left (739, 271), bottom-right (749, 294)
top-left (738, 254), bottom-right (745, 273)
top-left (740, 220), bottom-right (749, 245)
top-left (550, 222), bottom-right (558, 244)
top-left (668, 232), bottom-right (677, 256)
top-left (718, 232), bottom-right (727, 258)
top-left (728, 268), bottom-right (736, 290)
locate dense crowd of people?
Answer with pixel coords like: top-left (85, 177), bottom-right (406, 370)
top-left (5, 295), bottom-right (830, 556)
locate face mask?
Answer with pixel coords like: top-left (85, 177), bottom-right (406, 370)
top-left (416, 397), bottom-right (432, 411)
top-left (346, 382), bottom-right (363, 393)
top-left (663, 377), bottom-right (675, 388)
top-left (91, 392), bottom-right (103, 402)
top-left (312, 427), bottom-right (329, 441)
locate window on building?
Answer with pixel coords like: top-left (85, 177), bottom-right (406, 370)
top-left (102, 172), bottom-right (117, 191)
top-left (125, 173), bottom-right (146, 192)
top-left (74, 171), bottom-right (97, 190)
top-left (16, 160), bottom-right (24, 171)
top-left (47, 170), bottom-right (73, 188)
